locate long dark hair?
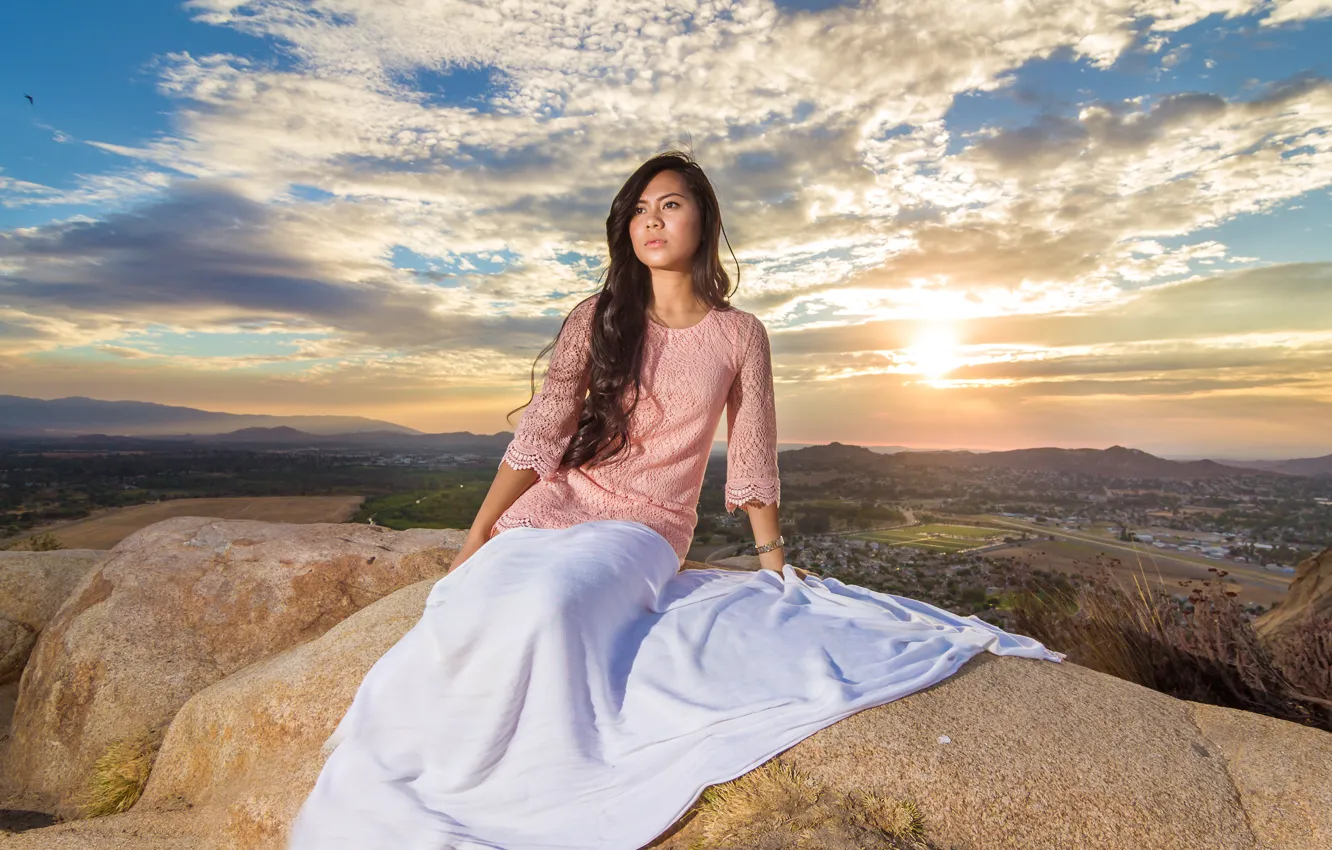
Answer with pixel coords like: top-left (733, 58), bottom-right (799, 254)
top-left (505, 149), bottom-right (741, 472)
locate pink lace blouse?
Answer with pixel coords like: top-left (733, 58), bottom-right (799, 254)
top-left (491, 293), bottom-right (781, 563)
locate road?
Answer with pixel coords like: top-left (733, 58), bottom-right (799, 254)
top-left (966, 516), bottom-right (1292, 597)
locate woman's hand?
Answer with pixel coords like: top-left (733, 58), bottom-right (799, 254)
top-left (448, 529), bottom-right (492, 574)
top-left (760, 564), bottom-right (819, 581)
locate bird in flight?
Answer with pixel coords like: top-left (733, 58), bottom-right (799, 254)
top-left (24, 94), bottom-right (33, 105)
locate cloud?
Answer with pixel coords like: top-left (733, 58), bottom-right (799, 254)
top-left (966, 262), bottom-right (1332, 348)
top-left (2, 0), bottom-right (1331, 454)
top-left (1263, 0), bottom-right (1332, 27)
top-left (0, 180), bottom-right (605, 355)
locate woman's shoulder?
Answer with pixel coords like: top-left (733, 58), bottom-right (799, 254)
top-left (714, 303), bottom-right (760, 327)
top-left (714, 304), bottom-right (767, 341)
top-left (708, 305), bottom-right (765, 364)
top-left (573, 292), bottom-right (602, 315)
top-left (560, 292), bottom-right (602, 331)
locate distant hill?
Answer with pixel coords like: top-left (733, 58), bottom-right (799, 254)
top-left (1215, 454), bottom-right (1332, 477)
top-left (896, 445), bottom-right (1251, 479)
top-left (1, 396), bottom-right (1322, 477)
top-left (200, 428), bottom-right (513, 451)
top-left (0, 427), bottom-right (516, 454)
top-left (0, 395), bottom-right (420, 437)
top-left (208, 426), bottom-right (333, 444)
top-left (783, 442), bottom-right (1271, 480)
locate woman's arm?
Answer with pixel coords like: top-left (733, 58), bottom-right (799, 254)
top-left (741, 501), bottom-right (785, 573)
top-left (455, 296), bottom-right (597, 568)
top-left (466, 461), bottom-right (539, 542)
top-left (450, 462), bottom-right (539, 572)
top-left (498, 295), bottom-right (597, 481)
top-left (724, 315), bottom-right (785, 574)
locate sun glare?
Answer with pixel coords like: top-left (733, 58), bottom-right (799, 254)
top-left (906, 326), bottom-right (960, 381)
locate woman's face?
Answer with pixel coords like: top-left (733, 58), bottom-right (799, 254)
top-left (630, 170), bottom-right (702, 274)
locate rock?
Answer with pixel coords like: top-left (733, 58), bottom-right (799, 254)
top-left (0, 551), bottom-right (105, 683)
top-left (1255, 546), bottom-right (1331, 638)
top-left (6, 578), bottom-right (1330, 849)
top-left (137, 578), bottom-right (436, 849)
top-left (0, 809), bottom-right (197, 846)
top-left (0, 618), bottom-right (35, 687)
top-left (655, 654), bottom-right (1332, 850)
top-left (0, 681), bottom-right (17, 750)
top-left (1190, 702), bottom-right (1332, 849)
top-left (1, 517), bottom-right (461, 816)
top-left (0, 578), bottom-right (436, 849)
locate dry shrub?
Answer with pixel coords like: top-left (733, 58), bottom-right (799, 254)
top-left (1010, 557), bottom-right (1332, 732)
top-left (77, 728), bottom-right (164, 818)
top-left (686, 758), bottom-right (933, 850)
top-left (1267, 611), bottom-right (1332, 711)
top-left (3, 532), bottom-right (64, 552)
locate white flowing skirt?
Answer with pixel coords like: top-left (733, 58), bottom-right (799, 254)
top-left (288, 519), bottom-right (1063, 850)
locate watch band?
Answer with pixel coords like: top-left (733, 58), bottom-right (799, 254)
top-left (753, 534), bottom-right (785, 554)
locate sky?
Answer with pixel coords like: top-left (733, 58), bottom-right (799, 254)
top-left (1, 0), bottom-right (1330, 460)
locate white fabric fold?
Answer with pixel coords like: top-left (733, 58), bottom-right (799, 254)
top-left (289, 519), bottom-right (1064, 850)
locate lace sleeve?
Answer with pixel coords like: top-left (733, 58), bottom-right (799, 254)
top-left (499, 296), bottom-right (597, 482)
top-left (724, 314), bottom-right (781, 514)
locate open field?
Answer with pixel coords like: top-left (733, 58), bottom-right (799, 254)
top-left (982, 538), bottom-right (1292, 607)
top-left (853, 523), bottom-right (1004, 554)
top-left (959, 514), bottom-right (1256, 571)
top-left (910, 524), bottom-right (1003, 539)
top-left (6, 495), bottom-right (365, 550)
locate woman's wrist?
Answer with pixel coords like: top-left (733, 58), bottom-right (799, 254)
top-left (757, 547), bottom-right (784, 573)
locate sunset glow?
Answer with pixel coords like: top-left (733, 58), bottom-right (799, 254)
top-left (906, 326), bottom-right (962, 382)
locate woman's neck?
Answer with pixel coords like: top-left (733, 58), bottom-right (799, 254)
top-left (647, 290), bottom-right (707, 318)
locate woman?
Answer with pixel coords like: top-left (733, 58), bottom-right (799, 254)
top-left (288, 152), bottom-right (1062, 850)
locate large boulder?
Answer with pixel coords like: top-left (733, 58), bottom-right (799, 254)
top-left (4, 568), bottom-right (1328, 850)
top-left (658, 655), bottom-right (1332, 850)
top-left (0, 550), bottom-right (106, 684)
top-left (136, 578), bottom-right (437, 848)
top-left (1256, 546), bottom-right (1331, 638)
top-left (1, 517), bottom-right (462, 816)
top-left (0, 578), bottom-right (436, 848)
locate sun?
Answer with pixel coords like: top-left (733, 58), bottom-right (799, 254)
top-left (906, 326), bottom-right (960, 381)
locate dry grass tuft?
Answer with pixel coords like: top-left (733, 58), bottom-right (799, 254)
top-left (843, 789), bottom-right (926, 839)
top-left (686, 758), bottom-right (933, 849)
top-left (3, 532), bottom-right (64, 551)
top-left (77, 729), bottom-right (163, 818)
top-left (1010, 556), bottom-right (1331, 732)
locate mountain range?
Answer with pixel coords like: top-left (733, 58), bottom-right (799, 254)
top-left (0, 395), bottom-right (419, 437)
top-left (782, 441), bottom-right (1330, 480)
top-left (1210, 455), bottom-right (1332, 476)
top-left (0, 395), bottom-right (1327, 477)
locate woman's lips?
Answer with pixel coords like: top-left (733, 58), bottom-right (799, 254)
top-left (645, 239), bottom-right (665, 247)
